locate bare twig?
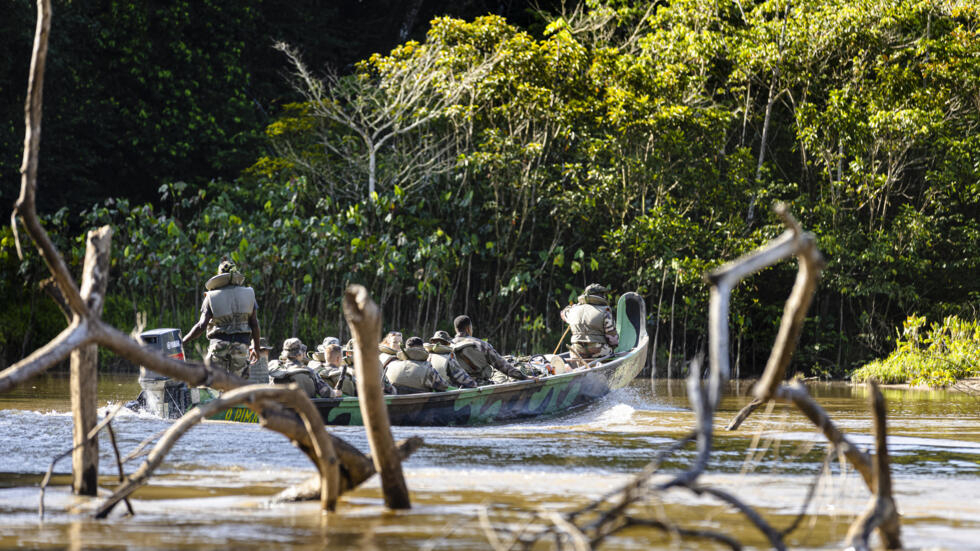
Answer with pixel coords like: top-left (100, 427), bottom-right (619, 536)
top-left (620, 517), bottom-right (742, 550)
top-left (775, 382), bottom-right (874, 488)
top-left (106, 423), bottom-right (134, 516)
top-left (779, 447), bottom-right (832, 537)
top-left (14, 0), bottom-right (87, 316)
top-left (39, 404), bottom-right (125, 520)
top-left (694, 486), bottom-right (785, 550)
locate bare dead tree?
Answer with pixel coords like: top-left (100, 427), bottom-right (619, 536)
top-left (275, 41), bottom-right (498, 200)
top-left (480, 204), bottom-right (901, 550)
top-left (5, 0), bottom-right (419, 512)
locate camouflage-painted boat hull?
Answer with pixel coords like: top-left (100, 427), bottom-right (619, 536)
top-left (208, 293), bottom-right (648, 426)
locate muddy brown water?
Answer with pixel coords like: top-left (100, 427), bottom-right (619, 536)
top-left (1, 374), bottom-right (978, 550)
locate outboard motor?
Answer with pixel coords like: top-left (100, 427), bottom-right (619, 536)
top-left (133, 328), bottom-right (191, 418)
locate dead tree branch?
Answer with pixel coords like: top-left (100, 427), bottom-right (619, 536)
top-left (96, 384), bottom-right (339, 518)
top-left (0, 320), bottom-right (92, 393)
top-left (508, 204), bottom-right (899, 551)
top-left (8, 0), bottom-right (414, 514)
top-left (13, 0), bottom-right (86, 316)
top-left (775, 382), bottom-right (874, 488)
top-left (844, 382), bottom-right (902, 550)
top-left (723, 203), bottom-right (825, 431)
top-left (343, 284), bottom-right (412, 509)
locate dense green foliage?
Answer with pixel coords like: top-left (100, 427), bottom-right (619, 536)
top-left (0, 0), bottom-right (561, 210)
top-left (3, 0), bottom-right (978, 376)
top-left (852, 315), bottom-right (980, 386)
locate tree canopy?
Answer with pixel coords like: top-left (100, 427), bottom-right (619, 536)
top-left (3, 0), bottom-right (978, 377)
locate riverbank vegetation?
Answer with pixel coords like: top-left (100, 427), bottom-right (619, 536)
top-left (2, 0), bottom-right (979, 377)
top-left (852, 315), bottom-right (980, 387)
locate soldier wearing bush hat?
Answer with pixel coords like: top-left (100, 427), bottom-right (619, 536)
top-left (560, 283), bottom-right (619, 362)
top-left (183, 259), bottom-right (261, 379)
top-left (269, 338), bottom-right (333, 398)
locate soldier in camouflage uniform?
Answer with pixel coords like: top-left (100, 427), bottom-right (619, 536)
top-left (344, 338), bottom-right (396, 395)
top-left (183, 260), bottom-right (261, 379)
top-left (560, 283), bottom-right (619, 363)
top-left (386, 337), bottom-right (449, 394)
top-left (378, 331), bottom-right (403, 373)
top-left (315, 343), bottom-right (357, 396)
top-left (269, 338), bottom-right (336, 398)
top-left (425, 330), bottom-right (477, 388)
top-left (452, 315), bottom-right (529, 385)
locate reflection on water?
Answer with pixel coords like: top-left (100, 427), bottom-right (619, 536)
top-left (1, 373), bottom-right (979, 549)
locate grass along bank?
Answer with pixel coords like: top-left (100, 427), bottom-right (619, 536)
top-left (851, 315), bottom-right (980, 387)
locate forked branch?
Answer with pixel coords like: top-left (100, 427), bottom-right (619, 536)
top-left (95, 385), bottom-right (340, 518)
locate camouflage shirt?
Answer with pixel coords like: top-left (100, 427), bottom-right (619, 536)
top-left (452, 334), bottom-right (527, 385)
top-left (426, 344), bottom-right (477, 388)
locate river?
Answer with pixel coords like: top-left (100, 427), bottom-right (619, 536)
top-left (1, 374), bottom-right (978, 550)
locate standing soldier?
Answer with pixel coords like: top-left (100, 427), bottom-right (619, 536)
top-left (560, 283), bottom-right (619, 363)
top-left (452, 315), bottom-right (529, 385)
top-left (425, 330), bottom-right (477, 388)
top-left (386, 337), bottom-right (449, 394)
top-left (183, 260), bottom-right (261, 378)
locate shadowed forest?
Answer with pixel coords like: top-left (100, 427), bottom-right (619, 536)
top-left (2, 0), bottom-right (978, 378)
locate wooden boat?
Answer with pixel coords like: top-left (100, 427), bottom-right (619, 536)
top-left (206, 292), bottom-right (648, 426)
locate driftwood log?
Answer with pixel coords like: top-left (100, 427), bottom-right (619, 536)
top-left (5, 0), bottom-right (419, 512)
top-left (343, 284), bottom-right (412, 509)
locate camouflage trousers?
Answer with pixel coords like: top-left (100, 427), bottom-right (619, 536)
top-left (568, 342), bottom-right (612, 367)
top-left (207, 339), bottom-right (249, 378)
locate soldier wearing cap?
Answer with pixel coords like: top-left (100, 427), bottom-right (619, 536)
top-left (248, 337), bottom-right (274, 385)
top-left (307, 337), bottom-right (338, 372)
top-left (385, 337), bottom-right (449, 394)
top-left (560, 283), bottom-right (619, 362)
top-left (344, 338), bottom-right (397, 395)
top-left (183, 260), bottom-right (261, 378)
top-left (315, 343), bottom-right (357, 396)
top-left (452, 315), bottom-right (529, 385)
top-left (425, 330), bottom-right (477, 388)
top-left (269, 338), bottom-right (334, 398)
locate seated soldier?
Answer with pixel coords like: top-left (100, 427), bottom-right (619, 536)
top-left (425, 330), bottom-right (477, 388)
top-left (378, 331), bottom-right (403, 373)
top-left (269, 338), bottom-right (335, 398)
top-left (344, 338), bottom-right (397, 395)
top-left (560, 283), bottom-right (619, 364)
top-left (315, 343), bottom-right (357, 396)
top-left (452, 315), bottom-right (529, 385)
top-left (385, 337), bottom-right (449, 394)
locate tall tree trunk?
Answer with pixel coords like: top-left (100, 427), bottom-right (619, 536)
top-left (666, 268), bottom-right (678, 379)
top-left (71, 226), bottom-right (112, 496)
